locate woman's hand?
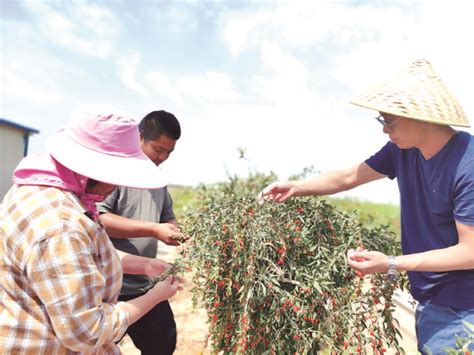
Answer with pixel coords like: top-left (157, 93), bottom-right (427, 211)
top-left (118, 274), bottom-right (184, 325)
top-left (150, 275), bottom-right (184, 302)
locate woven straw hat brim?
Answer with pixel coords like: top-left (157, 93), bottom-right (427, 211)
top-left (350, 59), bottom-right (470, 128)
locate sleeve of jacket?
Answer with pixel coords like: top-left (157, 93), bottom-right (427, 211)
top-left (25, 229), bottom-right (129, 352)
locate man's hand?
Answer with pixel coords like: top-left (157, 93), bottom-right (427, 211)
top-left (258, 181), bottom-right (295, 204)
top-left (153, 222), bottom-right (182, 246)
top-left (347, 248), bottom-right (391, 275)
top-left (143, 258), bottom-right (170, 279)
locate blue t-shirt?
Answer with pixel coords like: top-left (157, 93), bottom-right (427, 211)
top-left (366, 131), bottom-right (474, 309)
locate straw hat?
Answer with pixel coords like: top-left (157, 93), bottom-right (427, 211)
top-left (350, 59), bottom-right (470, 127)
top-left (46, 111), bottom-right (167, 189)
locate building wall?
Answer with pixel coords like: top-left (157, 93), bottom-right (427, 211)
top-left (0, 125), bottom-right (26, 199)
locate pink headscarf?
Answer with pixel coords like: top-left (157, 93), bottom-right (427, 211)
top-left (12, 153), bottom-right (104, 220)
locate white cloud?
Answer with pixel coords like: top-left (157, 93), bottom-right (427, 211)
top-left (147, 71), bottom-right (184, 104)
top-left (222, 2), bottom-right (388, 54)
top-left (255, 41), bottom-right (309, 103)
top-left (21, 1), bottom-right (119, 58)
top-left (1, 70), bottom-right (63, 105)
top-left (145, 70), bottom-right (240, 105)
top-left (118, 53), bottom-right (149, 96)
top-left (177, 72), bottom-right (239, 102)
top-left (260, 41), bottom-right (306, 82)
top-left (220, 1), bottom-right (474, 122)
top-left (272, 2), bottom-right (349, 48)
top-left (166, 5), bottom-right (199, 33)
top-left (222, 12), bottom-right (269, 55)
top-left (1, 24), bottom-right (67, 105)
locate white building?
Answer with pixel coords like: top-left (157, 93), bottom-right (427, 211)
top-left (0, 118), bottom-right (39, 200)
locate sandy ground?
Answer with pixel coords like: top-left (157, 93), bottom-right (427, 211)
top-left (119, 243), bottom-right (418, 355)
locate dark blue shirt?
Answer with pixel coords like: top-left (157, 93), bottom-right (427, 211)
top-left (366, 131), bottom-right (474, 309)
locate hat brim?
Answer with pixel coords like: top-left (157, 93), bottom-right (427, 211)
top-left (350, 99), bottom-right (472, 128)
top-left (349, 59), bottom-right (470, 128)
top-left (47, 129), bottom-right (168, 189)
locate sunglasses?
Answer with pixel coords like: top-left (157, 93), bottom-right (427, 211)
top-left (375, 115), bottom-right (400, 128)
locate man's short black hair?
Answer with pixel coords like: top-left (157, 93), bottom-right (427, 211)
top-left (139, 110), bottom-right (181, 141)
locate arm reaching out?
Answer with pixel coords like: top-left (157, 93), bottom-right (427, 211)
top-left (258, 162), bottom-right (386, 203)
top-left (100, 213), bottom-right (182, 246)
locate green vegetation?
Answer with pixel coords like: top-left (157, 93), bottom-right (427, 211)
top-left (169, 185), bottom-right (201, 220)
top-left (328, 197), bottom-right (400, 237)
top-left (170, 185), bottom-right (401, 238)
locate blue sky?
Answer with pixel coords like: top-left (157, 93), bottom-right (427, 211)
top-left (1, 0), bottom-right (473, 204)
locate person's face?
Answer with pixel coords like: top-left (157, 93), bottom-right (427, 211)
top-left (86, 182), bottom-right (116, 197)
top-left (379, 113), bottom-right (424, 149)
top-left (140, 134), bottom-right (177, 166)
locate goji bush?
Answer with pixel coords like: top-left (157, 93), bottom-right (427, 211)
top-left (181, 173), bottom-right (408, 354)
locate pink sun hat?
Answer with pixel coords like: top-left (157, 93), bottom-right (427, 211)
top-left (46, 110), bottom-right (167, 189)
